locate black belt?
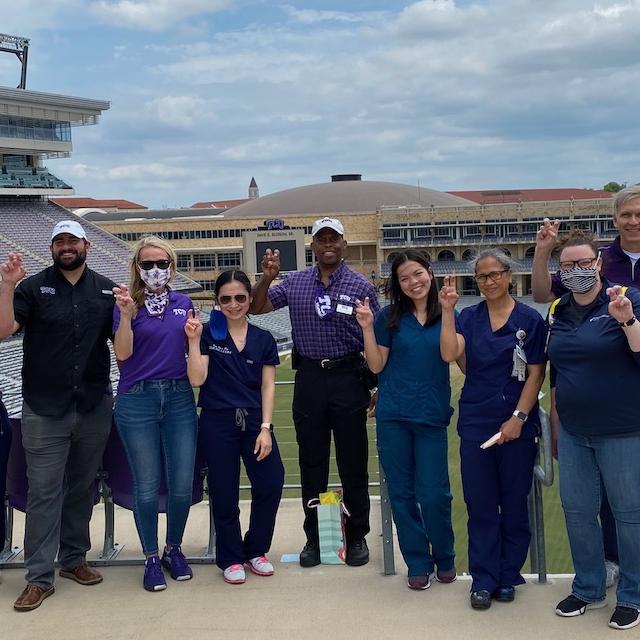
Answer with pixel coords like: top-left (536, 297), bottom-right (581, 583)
top-left (299, 353), bottom-right (363, 370)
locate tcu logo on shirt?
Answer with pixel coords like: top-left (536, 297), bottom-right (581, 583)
top-left (315, 295), bottom-right (332, 318)
top-left (339, 294), bottom-right (352, 302)
top-left (40, 286), bottom-right (56, 295)
top-left (173, 309), bottom-right (187, 317)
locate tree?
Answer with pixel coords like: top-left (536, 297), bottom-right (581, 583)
top-left (603, 181), bottom-right (626, 192)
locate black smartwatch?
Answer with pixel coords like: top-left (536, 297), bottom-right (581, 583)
top-left (512, 410), bottom-right (528, 423)
top-left (618, 316), bottom-right (637, 327)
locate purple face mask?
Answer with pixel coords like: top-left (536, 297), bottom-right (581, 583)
top-left (139, 266), bottom-right (171, 291)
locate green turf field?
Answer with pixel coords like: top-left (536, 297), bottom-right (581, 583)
top-left (241, 357), bottom-right (573, 574)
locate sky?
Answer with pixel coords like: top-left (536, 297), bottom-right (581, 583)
top-left (1, 0), bottom-right (639, 208)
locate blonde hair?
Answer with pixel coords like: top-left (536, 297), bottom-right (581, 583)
top-left (128, 235), bottom-right (177, 309)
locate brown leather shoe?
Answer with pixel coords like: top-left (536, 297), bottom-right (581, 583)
top-left (59, 563), bottom-right (103, 585)
top-left (14, 584), bottom-right (55, 611)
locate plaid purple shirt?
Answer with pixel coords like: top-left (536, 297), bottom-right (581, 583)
top-left (268, 261), bottom-right (380, 359)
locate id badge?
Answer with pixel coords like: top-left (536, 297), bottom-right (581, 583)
top-left (336, 303), bottom-right (353, 315)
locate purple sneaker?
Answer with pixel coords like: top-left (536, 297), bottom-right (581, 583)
top-left (161, 546), bottom-right (193, 581)
top-left (143, 555), bottom-right (167, 592)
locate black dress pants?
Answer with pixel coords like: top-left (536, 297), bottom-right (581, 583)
top-left (292, 361), bottom-right (371, 543)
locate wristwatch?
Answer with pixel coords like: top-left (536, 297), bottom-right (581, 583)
top-left (618, 316), bottom-right (637, 327)
top-left (512, 410), bottom-right (528, 423)
top-left (260, 422), bottom-right (274, 432)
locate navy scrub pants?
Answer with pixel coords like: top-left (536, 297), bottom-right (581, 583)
top-left (460, 437), bottom-right (536, 593)
top-left (199, 408), bottom-right (284, 571)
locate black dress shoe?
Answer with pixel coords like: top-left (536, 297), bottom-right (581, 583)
top-left (494, 585), bottom-right (515, 602)
top-left (299, 540), bottom-right (321, 568)
top-left (470, 590), bottom-right (492, 610)
top-left (345, 538), bottom-right (369, 566)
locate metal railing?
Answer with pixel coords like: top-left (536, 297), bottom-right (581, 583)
top-left (2, 382), bottom-right (552, 580)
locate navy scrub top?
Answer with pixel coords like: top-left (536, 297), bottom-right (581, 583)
top-left (199, 322), bottom-right (280, 411)
top-left (374, 306), bottom-right (453, 427)
top-left (455, 300), bottom-right (546, 442)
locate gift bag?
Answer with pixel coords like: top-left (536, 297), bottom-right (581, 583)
top-left (308, 490), bottom-right (350, 564)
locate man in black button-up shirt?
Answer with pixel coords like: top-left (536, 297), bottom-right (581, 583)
top-left (0, 220), bottom-right (116, 611)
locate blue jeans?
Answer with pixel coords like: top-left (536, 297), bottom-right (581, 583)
top-left (377, 421), bottom-right (455, 576)
top-left (114, 379), bottom-right (198, 555)
top-left (559, 428), bottom-right (640, 609)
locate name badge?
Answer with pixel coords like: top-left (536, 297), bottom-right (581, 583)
top-left (336, 303), bottom-right (353, 315)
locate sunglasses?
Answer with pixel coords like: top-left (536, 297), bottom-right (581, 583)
top-left (138, 259), bottom-right (172, 270)
top-left (218, 294), bottom-right (248, 305)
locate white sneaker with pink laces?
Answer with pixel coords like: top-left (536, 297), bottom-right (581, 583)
top-left (223, 564), bottom-right (246, 584)
top-left (247, 556), bottom-right (274, 576)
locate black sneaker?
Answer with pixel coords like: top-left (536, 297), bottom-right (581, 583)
top-left (609, 606), bottom-right (640, 630)
top-left (345, 538), bottom-right (369, 567)
top-left (555, 594), bottom-right (607, 617)
top-left (299, 540), bottom-right (320, 568)
top-left (494, 585), bottom-right (515, 602)
top-left (470, 590), bottom-right (492, 610)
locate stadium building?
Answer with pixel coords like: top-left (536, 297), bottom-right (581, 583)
top-left (77, 174), bottom-right (614, 298)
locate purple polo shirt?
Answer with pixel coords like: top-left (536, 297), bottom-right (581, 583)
top-left (268, 261), bottom-right (380, 359)
top-left (552, 235), bottom-right (640, 296)
top-left (113, 291), bottom-right (193, 394)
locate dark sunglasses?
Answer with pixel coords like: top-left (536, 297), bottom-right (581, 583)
top-left (138, 259), bottom-right (172, 270)
top-left (218, 294), bottom-right (248, 305)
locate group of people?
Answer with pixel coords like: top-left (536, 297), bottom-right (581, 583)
top-left (0, 188), bottom-right (638, 630)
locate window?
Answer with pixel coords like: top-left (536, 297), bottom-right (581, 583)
top-left (217, 252), bottom-right (241, 268)
top-left (193, 254), bottom-right (216, 271)
top-left (177, 254), bottom-right (192, 270)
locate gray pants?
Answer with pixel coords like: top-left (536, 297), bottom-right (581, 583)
top-left (21, 396), bottom-right (112, 588)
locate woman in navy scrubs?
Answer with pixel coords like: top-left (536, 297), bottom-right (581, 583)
top-left (186, 270), bottom-right (284, 585)
top-left (355, 250), bottom-right (456, 590)
top-left (440, 248), bottom-right (546, 610)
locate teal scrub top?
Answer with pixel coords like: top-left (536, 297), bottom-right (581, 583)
top-left (374, 306), bottom-right (453, 427)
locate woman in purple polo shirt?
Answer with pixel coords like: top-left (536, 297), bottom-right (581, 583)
top-left (185, 269), bottom-right (284, 586)
top-left (113, 236), bottom-right (198, 592)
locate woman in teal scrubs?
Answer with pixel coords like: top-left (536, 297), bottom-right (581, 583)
top-left (356, 250), bottom-right (456, 590)
top-left (440, 248), bottom-right (546, 610)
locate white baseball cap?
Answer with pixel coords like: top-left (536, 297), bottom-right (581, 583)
top-left (51, 220), bottom-right (87, 241)
top-left (312, 217), bottom-right (344, 237)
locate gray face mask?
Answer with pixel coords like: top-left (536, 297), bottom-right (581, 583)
top-left (559, 266), bottom-right (598, 294)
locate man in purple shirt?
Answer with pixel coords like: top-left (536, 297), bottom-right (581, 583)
top-left (532, 184), bottom-right (640, 587)
top-left (251, 217), bottom-right (380, 568)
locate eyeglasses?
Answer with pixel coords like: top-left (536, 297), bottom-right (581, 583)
top-left (474, 269), bottom-right (510, 284)
top-left (218, 294), bottom-right (248, 305)
top-left (558, 257), bottom-right (598, 271)
top-left (138, 259), bottom-right (172, 270)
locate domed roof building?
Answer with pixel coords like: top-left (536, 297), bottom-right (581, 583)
top-left (225, 175), bottom-right (474, 217)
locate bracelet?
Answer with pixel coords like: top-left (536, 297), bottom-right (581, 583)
top-left (618, 316), bottom-right (637, 327)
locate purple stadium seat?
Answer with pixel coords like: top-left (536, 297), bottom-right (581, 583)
top-left (6, 419), bottom-right (100, 513)
top-left (6, 419), bottom-right (27, 512)
top-left (101, 421), bottom-right (205, 512)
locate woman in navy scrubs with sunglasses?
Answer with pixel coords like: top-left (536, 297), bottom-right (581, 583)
top-left (186, 269), bottom-right (284, 586)
top-left (440, 248), bottom-right (546, 610)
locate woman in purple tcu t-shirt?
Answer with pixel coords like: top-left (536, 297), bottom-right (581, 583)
top-left (113, 236), bottom-right (198, 593)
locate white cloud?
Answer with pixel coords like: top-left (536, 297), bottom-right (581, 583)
top-left (281, 4), bottom-right (387, 24)
top-left (90, 0), bottom-right (232, 31)
top-left (147, 95), bottom-right (213, 129)
top-left (106, 162), bottom-right (188, 180)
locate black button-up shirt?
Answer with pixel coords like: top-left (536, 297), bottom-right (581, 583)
top-left (13, 265), bottom-right (116, 418)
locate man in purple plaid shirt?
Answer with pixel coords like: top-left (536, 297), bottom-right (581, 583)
top-left (251, 217), bottom-right (380, 567)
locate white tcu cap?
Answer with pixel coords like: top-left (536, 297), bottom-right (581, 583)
top-left (51, 220), bottom-right (87, 241)
top-left (312, 217), bottom-right (344, 237)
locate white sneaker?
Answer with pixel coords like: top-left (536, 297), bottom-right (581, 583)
top-left (247, 555), bottom-right (274, 576)
top-left (605, 560), bottom-right (620, 589)
top-left (223, 564), bottom-right (246, 584)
